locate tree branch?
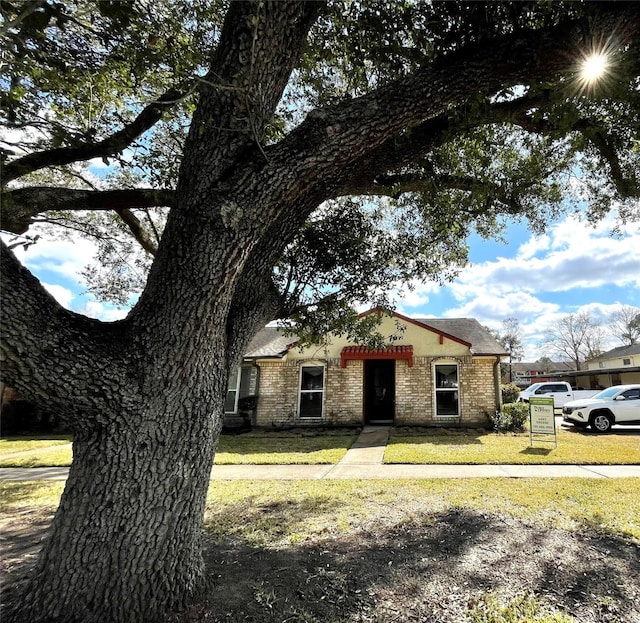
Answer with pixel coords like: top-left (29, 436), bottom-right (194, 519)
top-left (325, 91), bottom-right (548, 198)
top-left (369, 172), bottom-right (525, 213)
top-left (0, 240), bottom-right (137, 425)
top-left (2, 86), bottom-right (191, 183)
top-left (269, 3), bottom-right (639, 206)
top-left (512, 110), bottom-right (640, 198)
top-left (1, 187), bottom-right (175, 234)
top-left (178, 1), bottom-right (321, 192)
top-left (115, 209), bottom-right (158, 256)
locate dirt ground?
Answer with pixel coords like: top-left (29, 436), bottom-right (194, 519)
top-left (1, 506), bottom-right (639, 623)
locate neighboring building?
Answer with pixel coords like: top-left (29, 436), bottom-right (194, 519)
top-left (517, 344), bottom-right (640, 390)
top-left (511, 361), bottom-right (575, 388)
top-left (584, 343), bottom-right (640, 386)
top-left (225, 308), bottom-right (508, 428)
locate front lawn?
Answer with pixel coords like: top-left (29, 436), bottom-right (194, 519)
top-left (214, 430), bottom-right (359, 464)
top-left (2, 478), bottom-right (639, 622)
top-left (0, 436), bottom-right (71, 454)
top-left (2, 477), bottom-right (639, 541)
top-left (0, 437), bottom-right (73, 467)
top-left (1, 426), bottom-right (638, 467)
top-left (385, 427), bottom-right (640, 465)
top-left (0, 430), bottom-right (359, 467)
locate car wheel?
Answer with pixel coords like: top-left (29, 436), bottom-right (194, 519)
top-left (590, 413), bottom-right (613, 433)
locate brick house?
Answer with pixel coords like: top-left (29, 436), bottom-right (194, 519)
top-left (226, 309), bottom-right (508, 428)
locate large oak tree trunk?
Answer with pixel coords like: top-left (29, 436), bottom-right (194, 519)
top-left (20, 401), bottom-right (220, 622)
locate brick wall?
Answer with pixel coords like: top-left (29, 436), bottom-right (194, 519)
top-left (324, 359), bottom-right (363, 425)
top-left (255, 361), bottom-right (299, 426)
top-left (255, 356), bottom-right (498, 428)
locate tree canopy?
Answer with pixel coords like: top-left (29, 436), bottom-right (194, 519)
top-left (3, 0), bottom-right (639, 338)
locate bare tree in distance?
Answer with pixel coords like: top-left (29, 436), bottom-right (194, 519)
top-left (496, 317), bottom-right (524, 382)
top-left (541, 312), bottom-right (604, 370)
top-left (609, 305), bottom-right (640, 345)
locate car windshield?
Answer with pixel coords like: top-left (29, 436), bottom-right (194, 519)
top-left (593, 387), bottom-right (620, 399)
top-left (525, 383), bottom-right (542, 393)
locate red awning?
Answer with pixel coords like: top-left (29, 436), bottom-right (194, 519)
top-left (340, 345), bottom-right (413, 368)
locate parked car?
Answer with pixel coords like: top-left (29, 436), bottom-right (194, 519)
top-left (562, 384), bottom-right (640, 432)
top-left (518, 381), bottom-right (600, 408)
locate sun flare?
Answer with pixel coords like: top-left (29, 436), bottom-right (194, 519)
top-left (581, 52), bottom-right (609, 83)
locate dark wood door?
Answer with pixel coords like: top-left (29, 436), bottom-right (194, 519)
top-left (364, 359), bottom-right (395, 424)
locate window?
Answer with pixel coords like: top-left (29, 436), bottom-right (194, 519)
top-left (623, 358), bottom-right (631, 366)
top-left (225, 366), bottom-right (256, 413)
top-left (434, 363), bottom-right (459, 417)
top-left (299, 365), bottom-right (324, 418)
top-left (225, 368), bottom-right (240, 413)
top-left (621, 388), bottom-right (640, 400)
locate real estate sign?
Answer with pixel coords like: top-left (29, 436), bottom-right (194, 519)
top-left (529, 396), bottom-right (557, 447)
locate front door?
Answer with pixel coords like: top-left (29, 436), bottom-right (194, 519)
top-left (364, 359), bottom-right (395, 424)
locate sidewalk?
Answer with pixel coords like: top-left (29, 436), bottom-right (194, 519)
top-left (1, 426), bottom-right (639, 481)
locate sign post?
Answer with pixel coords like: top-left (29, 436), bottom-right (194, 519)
top-left (529, 396), bottom-right (557, 448)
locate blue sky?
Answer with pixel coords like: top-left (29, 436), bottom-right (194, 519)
top-left (9, 206), bottom-right (639, 361)
top-left (6, 173), bottom-right (637, 367)
top-left (395, 213), bottom-right (640, 359)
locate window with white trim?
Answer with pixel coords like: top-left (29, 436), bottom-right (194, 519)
top-left (299, 365), bottom-right (325, 418)
top-left (623, 358), bottom-right (631, 366)
top-left (225, 366), bottom-right (256, 413)
top-left (225, 367), bottom-right (241, 413)
top-left (434, 363), bottom-right (459, 417)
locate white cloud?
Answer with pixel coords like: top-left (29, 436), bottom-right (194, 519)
top-left (396, 213), bottom-right (640, 361)
top-left (41, 282), bottom-right (74, 309)
top-left (449, 215), bottom-right (640, 304)
top-left (81, 301), bottom-right (129, 322)
top-left (446, 291), bottom-right (559, 326)
top-left (516, 234), bottom-right (550, 260)
top-left (395, 280), bottom-right (440, 311)
top-left (11, 233), bottom-right (98, 284)
top-left (5, 228), bottom-right (134, 322)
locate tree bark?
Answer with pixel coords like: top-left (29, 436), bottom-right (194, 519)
top-left (19, 403), bottom-right (220, 622)
top-left (2, 5), bottom-right (322, 621)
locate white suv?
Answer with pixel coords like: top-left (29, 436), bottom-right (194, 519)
top-left (562, 384), bottom-right (640, 433)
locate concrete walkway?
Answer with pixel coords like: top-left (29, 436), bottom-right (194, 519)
top-left (1, 426), bottom-right (639, 481)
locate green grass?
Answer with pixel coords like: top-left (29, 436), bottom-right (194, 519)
top-left (0, 481), bottom-right (65, 510)
top-left (385, 428), bottom-right (640, 465)
top-left (0, 436), bottom-right (73, 467)
top-left (3, 478), bottom-right (639, 543)
top-left (0, 436), bottom-right (71, 454)
top-left (214, 431), bottom-right (358, 464)
top-left (0, 431), bottom-right (358, 467)
top-left (204, 478), bottom-right (640, 544)
top-left (466, 592), bottom-right (576, 623)
top-left (1, 427), bottom-right (638, 467)
top-left (0, 446), bottom-right (73, 467)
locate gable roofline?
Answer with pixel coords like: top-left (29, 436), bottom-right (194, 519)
top-left (359, 307), bottom-right (472, 349)
top-left (245, 308), bottom-right (508, 359)
top-left (589, 342), bottom-right (640, 361)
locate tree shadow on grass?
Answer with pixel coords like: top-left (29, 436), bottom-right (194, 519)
top-left (185, 507), bottom-right (639, 623)
top-left (2, 504), bottom-right (638, 623)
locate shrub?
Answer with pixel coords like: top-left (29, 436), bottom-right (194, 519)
top-left (488, 402), bottom-right (529, 433)
top-left (501, 382), bottom-right (521, 404)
